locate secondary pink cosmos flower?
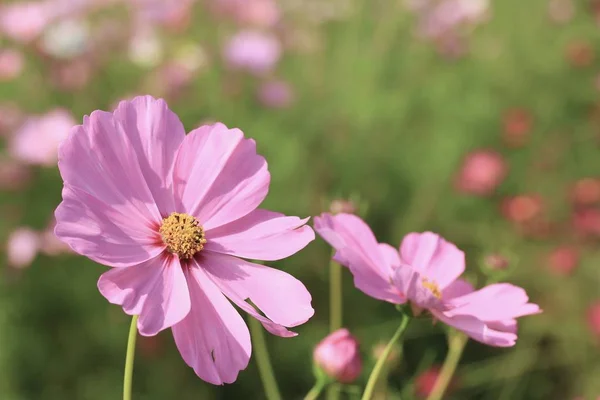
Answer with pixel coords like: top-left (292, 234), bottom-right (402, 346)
top-left (313, 328), bottom-right (362, 383)
top-left (9, 109), bottom-right (76, 167)
top-left (313, 214), bottom-right (541, 347)
top-left (54, 95), bottom-right (315, 384)
top-left (223, 30), bottom-right (281, 75)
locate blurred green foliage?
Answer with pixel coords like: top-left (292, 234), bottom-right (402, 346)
top-left (1, 0), bottom-right (600, 399)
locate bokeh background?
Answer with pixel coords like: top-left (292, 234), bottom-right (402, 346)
top-left (1, 0), bottom-right (599, 399)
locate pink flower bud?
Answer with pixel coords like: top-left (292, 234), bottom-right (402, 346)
top-left (586, 301), bottom-right (600, 339)
top-left (313, 328), bottom-right (362, 383)
top-left (415, 365), bottom-right (458, 398)
top-left (484, 253), bottom-right (509, 270)
top-left (454, 149), bottom-right (508, 196)
top-left (6, 227), bottom-right (40, 269)
top-left (547, 246), bottom-right (579, 276)
top-left (502, 108), bottom-right (532, 148)
top-left (501, 194), bottom-right (543, 224)
top-left (570, 178), bottom-right (600, 206)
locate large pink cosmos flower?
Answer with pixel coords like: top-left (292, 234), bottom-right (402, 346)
top-left (54, 96), bottom-right (315, 384)
top-left (313, 213), bottom-right (541, 347)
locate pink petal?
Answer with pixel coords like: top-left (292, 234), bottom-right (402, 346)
top-left (172, 265), bottom-right (251, 385)
top-left (113, 96), bottom-right (185, 214)
top-left (98, 255), bottom-right (190, 336)
top-left (432, 311), bottom-right (518, 347)
top-left (442, 278), bottom-right (474, 300)
top-left (55, 185), bottom-right (164, 267)
top-left (58, 109), bottom-right (162, 224)
top-left (314, 213), bottom-right (404, 304)
top-left (201, 252), bottom-right (314, 335)
top-left (487, 319), bottom-right (518, 334)
top-left (378, 243), bottom-right (401, 269)
top-left (399, 232), bottom-right (465, 289)
top-left (446, 283), bottom-right (542, 322)
top-left (204, 209), bottom-right (315, 261)
top-left (172, 123), bottom-right (269, 229)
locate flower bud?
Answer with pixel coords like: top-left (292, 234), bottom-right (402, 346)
top-left (454, 149), bottom-right (507, 196)
top-left (313, 328), bottom-right (362, 383)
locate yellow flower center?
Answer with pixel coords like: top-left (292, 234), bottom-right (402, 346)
top-left (421, 277), bottom-right (442, 299)
top-left (159, 212), bottom-right (207, 259)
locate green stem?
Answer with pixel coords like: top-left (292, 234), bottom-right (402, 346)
top-left (327, 256), bottom-right (343, 400)
top-left (304, 377), bottom-right (328, 400)
top-left (249, 317), bottom-right (282, 400)
top-left (426, 332), bottom-right (468, 400)
top-left (123, 315), bottom-right (139, 400)
top-left (361, 312), bottom-right (411, 400)
top-left (329, 258), bottom-right (343, 332)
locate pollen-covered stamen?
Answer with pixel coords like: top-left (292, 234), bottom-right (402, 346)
top-left (159, 212), bottom-right (207, 259)
top-left (421, 277), bottom-right (442, 299)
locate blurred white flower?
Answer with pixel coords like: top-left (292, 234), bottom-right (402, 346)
top-left (40, 19), bottom-right (90, 59)
top-left (128, 28), bottom-right (164, 68)
top-left (7, 228), bottom-right (40, 269)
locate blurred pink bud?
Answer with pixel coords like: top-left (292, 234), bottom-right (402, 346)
top-left (415, 365), bottom-right (458, 398)
top-left (484, 253), bottom-right (509, 270)
top-left (9, 109), bottom-right (75, 166)
top-left (566, 40), bottom-right (594, 68)
top-left (548, 0), bottom-right (574, 24)
top-left (501, 194), bottom-right (543, 224)
top-left (0, 157), bottom-right (32, 191)
top-left (329, 199), bottom-right (356, 215)
top-left (6, 228), bottom-right (40, 269)
top-left (570, 178), bottom-right (600, 206)
top-left (313, 328), bottom-right (362, 383)
top-left (502, 108), bottom-right (532, 148)
top-left (0, 49), bottom-right (24, 81)
top-left (572, 208), bottom-right (600, 237)
top-left (547, 246), bottom-right (579, 276)
top-left (455, 149), bottom-right (508, 196)
top-left (257, 80), bottom-right (294, 109)
top-left (223, 30), bottom-right (281, 75)
top-left (586, 301), bottom-right (600, 338)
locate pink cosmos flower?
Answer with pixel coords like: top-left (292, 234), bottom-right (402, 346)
top-left (454, 149), bottom-right (508, 196)
top-left (54, 95), bottom-right (315, 384)
top-left (223, 30), bottom-right (281, 75)
top-left (313, 214), bottom-right (541, 347)
top-left (6, 227), bottom-right (40, 269)
top-left (9, 109), bottom-right (76, 167)
top-left (313, 328), bottom-right (362, 383)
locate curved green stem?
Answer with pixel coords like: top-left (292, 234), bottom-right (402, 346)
top-left (426, 332), bottom-right (468, 400)
top-left (361, 312), bottom-right (411, 400)
top-left (304, 377), bottom-right (328, 400)
top-left (327, 256), bottom-right (343, 400)
top-left (123, 315), bottom-right (139, 400)
top-left (249, 317), bottom-right (282, 400)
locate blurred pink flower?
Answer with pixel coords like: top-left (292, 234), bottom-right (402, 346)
top-left (314, 328), bottom-right (362, 383)
top-left (257, 80), bottom-right (294, 109)
top-left (415, 365), bottom-right (458, 398)
top-left (546, 246), bottom-right (579, 276)
top-left (130, 0), bottom-right (195, 30)
top-left (415, 0), bottom-right (489, 39)
top-left (329, 199), bottom-right (357, 215)
top-left (6, 227), bottom-right (40, 269)
top-left (213, 0), bottom-right (280, 28)
top-left (502, 108), bottom-right (532, 148)
top-left (586, 301), bottom-right (600, 338)
top-left (572, 208), bottom-right (600, 237)
top-left (0, 49), bottom-right (24, 81)
top-left (223, 30), bottom-right (281, 75)
top-left (570, 178), bottom-right (600, 206)
top-left (484, 253), bottom-right (509, 271)
top-left (548, 0), bottom-right (574, 24)
top-left (9, 109), bottom-right (76, 166)
top-left (454, 149), bottom-right (508, 196)
top-left (0, 156), bottom-right (32, 190)
top-left (314, 215), bottom-right (541, 346)
top-left (501, 194), bottom-right (543, 224)
top-left (0, 2), bottom-right (51, 42)
top-left (54, 95), bottom-right (314, 384)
